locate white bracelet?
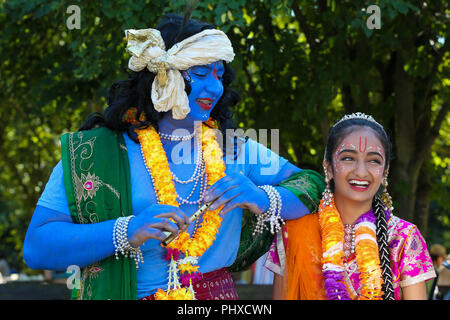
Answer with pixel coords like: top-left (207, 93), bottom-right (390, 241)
top-left (113, 216), bottom-right (144, 268)
top-left (254, 185), bottom-right (284, 235)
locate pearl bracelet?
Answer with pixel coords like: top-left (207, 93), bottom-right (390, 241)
top-left (253, 185), bottom-right (284, 236)
top-left (113, 216), bottom-right (144, 268)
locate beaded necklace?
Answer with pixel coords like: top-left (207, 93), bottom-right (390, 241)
top-left (343, 224), bottom-right (355, 259)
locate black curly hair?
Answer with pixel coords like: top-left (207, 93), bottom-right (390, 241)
top-left (79, 14), bottom-right (240, 151)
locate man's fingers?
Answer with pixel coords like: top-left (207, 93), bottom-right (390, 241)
top-left (209, 188), bottom-right (241, 211)
top-left (150, 221), bottom-right (178, 236)
top-left (154, 211), bottom-right (188, 229)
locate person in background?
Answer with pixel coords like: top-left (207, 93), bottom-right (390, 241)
top-left (429, 244), bottom-right (450, 299)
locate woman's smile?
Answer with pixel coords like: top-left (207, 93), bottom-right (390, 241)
top-left (348, 179), bottom-right (371, 192)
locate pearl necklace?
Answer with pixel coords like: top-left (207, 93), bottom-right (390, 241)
top-left (174, 163), bottom-right (208, 205)
top-left (142, 128), bottom-right (207, 206)
top-left (141, 147), bottom-right (207, 206)
top-left (170, 134), bottom-right (204, 185)
top-left (158, 131), bottom-right (195, 141)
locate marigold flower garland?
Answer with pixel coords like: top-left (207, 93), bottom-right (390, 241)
top-left (318, 198), bottom-right (384, 300)
top-left (136, 123), bottom-right (225, 300)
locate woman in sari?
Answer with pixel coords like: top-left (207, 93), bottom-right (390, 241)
top-left (267, 113), bottom-right (436, 300)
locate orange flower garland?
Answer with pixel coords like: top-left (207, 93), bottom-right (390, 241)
top-left (135, 124), bottom-right (226, 300)
top-left (318, 198), bottom-right (384, 300)
top-left (154, 287), bottom-right (194, 300)
top-left (354, 221), bottom-right (384, 300)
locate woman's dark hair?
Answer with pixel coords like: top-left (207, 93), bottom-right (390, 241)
top-left (79, 14), bottom-right (240, 151)
top-left (325, 117), bottom-right (395, 300)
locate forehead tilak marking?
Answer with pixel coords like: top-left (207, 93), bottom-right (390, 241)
top-left (359, 136), bottom-right (368, 153)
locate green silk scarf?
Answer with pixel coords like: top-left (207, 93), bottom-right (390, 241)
top-left (277, 169), bottom-right (326, 214)
top-left (61, 127), bottom-right (137, 300)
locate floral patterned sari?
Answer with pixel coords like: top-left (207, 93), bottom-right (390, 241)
top-left (266, 210), bottom-right (436, 300)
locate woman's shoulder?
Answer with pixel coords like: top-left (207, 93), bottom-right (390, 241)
top-left (387, 214), bottom-right (436, 286)
top-left (387, 214), bottom-right (418, 235)
top-left (386, 214), bottom-right (430, 258)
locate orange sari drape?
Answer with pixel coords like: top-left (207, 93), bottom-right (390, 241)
top-left (283, 213), bottom-right (327, 300)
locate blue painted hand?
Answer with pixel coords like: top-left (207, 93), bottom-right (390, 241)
top-left (203, 172), bottom-right (270, 216)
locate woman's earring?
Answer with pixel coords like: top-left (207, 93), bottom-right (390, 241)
top-left (322, 166), bottom-right (334, 208)
top-left (381, 176), bottom-right (394, 213)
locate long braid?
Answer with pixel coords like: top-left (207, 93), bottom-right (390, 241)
top-left (373, 194), bottom-right (395, 300)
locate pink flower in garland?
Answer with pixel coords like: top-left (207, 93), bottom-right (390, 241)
top-left (179, 272), bottom-right (202, 287)
top-left (164, 248), bottom-right (181, 261)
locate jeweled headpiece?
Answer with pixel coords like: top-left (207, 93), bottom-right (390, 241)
top-left (332, 112), bottom-right (383, 129)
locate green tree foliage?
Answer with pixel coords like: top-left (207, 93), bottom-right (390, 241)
top-left (0, 0), bottom-right (448, 272)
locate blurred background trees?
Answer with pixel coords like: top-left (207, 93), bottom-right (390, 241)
top-left (0, 0), bottom-right (448, 273)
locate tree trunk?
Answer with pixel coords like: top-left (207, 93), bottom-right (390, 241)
top-left (391, 51), bottom-right (418, 222)
top-left (414, 163), bottom-right (431, 236)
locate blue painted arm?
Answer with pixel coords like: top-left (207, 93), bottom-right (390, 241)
top-left (276, 185), bottom-right (310, 220)
top-left (205, 161), bottom-right (310, 221)
top-left (23, 204), bottom-right (190, 271)
top-left (23, 205), bottom-right (116, 271)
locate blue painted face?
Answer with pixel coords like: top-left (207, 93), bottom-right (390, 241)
top-left (182, 61), bottom-right (225, 122)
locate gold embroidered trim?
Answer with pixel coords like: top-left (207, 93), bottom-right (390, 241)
top-left (79, 263), bottom-right (104, 299)
top-left (399, 270), bottom-right (436, 288)
top-left (68, 132), bottom-right (120, 224)
top-left (282, 175), bottom-right (319, 212)
top-left (67, 131), bottom-right (121, 299)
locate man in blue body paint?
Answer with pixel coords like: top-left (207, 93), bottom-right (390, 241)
top-left (23, 14), bottom-right (312, 300)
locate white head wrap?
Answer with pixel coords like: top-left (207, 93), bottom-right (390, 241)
top-left (125, 28), bottom-right (235, 120)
